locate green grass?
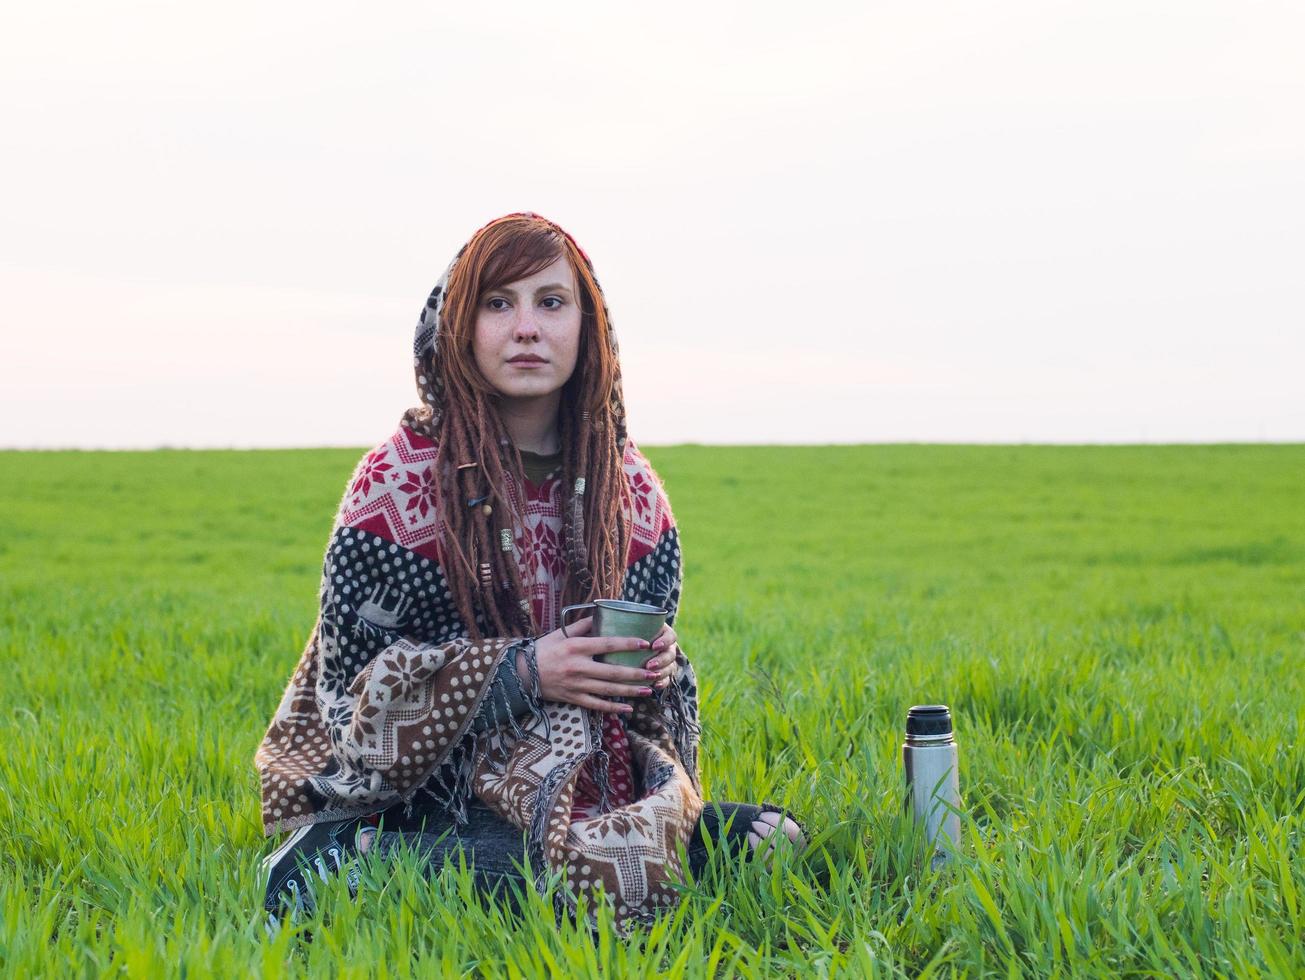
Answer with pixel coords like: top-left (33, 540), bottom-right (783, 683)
top-left (1, 444), bottom-right (1302, 977)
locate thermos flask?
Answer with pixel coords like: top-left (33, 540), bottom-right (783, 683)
top-left (903, 704), bottom-right (962, 868)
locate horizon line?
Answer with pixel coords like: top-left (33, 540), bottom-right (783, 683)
top-left (3, 439), bottom-right (1303, 452)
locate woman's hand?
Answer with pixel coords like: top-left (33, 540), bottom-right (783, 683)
top-left (644, 622), bottom-right (679, 692)
top-left (526, 617), bottom-right (665, 715)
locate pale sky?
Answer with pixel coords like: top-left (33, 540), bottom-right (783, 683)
top-left (2, 1), bottom-right (1302, 448)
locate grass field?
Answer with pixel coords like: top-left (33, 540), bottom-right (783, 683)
top-left (1, 444), bottom-right (1302, 977)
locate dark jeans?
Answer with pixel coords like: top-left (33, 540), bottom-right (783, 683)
top-left (260, 798), bottom-right (805, 929)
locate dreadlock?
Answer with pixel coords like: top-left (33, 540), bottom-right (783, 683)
top-left (402, 215), bottom-right (631, 641)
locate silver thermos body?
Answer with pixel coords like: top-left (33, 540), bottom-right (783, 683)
top-left (903, 704), bottom-right (961, 867)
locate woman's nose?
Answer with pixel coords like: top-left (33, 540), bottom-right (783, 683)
top-left (513, 310), bottom-right (541, 340)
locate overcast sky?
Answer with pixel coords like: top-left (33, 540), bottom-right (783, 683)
top-left (2, 1), bottom-right (1301, 448)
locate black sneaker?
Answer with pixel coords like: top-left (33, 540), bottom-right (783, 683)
top-left (261, 817), bottom-right (368, 936)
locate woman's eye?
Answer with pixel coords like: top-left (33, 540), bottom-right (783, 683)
top-left (486, 297), bottom-right (563, 310)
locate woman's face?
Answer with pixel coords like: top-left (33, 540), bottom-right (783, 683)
top-left (472, 254), bottom-right (583, 404)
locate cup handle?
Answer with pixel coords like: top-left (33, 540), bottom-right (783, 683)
top-left (560, 603), bottom-right (596, 638)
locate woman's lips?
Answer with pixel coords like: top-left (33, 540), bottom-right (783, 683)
top-left (509, 360), bottom-right (547, 368)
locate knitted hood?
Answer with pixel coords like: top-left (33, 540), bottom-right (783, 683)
top-left (399, 211), bottom-right (629, 461)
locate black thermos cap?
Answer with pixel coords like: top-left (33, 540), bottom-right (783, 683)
top-left (906, 704), bottom-right (953, 736)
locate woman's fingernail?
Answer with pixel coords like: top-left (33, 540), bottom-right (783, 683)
top-left (639, 686), bottom-right (653, 695)
top-left (621, 705), bottom-right (634, 713)
top-left (645, 670), bottom-right (658, 679)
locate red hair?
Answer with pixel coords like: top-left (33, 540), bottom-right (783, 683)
top-left (425, 213), bottom-right (631, 639)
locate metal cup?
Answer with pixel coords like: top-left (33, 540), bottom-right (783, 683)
top-left (560, 598), bottom-right (667, 675)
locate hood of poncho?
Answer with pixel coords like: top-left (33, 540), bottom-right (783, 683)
top-left (399, 211), bottom-right (629, 460)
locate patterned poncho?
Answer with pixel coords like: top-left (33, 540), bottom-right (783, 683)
top-left (253, 213), bottom-right (704, 925)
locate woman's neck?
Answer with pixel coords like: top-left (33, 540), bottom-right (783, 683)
top-left (495, 392), bottom-right (562, 455)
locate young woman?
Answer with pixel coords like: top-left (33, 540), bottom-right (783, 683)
top-left (253, 212), bottom-right (806, 933)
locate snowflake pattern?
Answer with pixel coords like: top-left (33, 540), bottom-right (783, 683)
top-left (337, 428), bottom-right (443, 560)
top-left (350, 449), bottom-right (394, 499)
top-left (620, 439), bottom-right (674, 563)
top-left (523, 521), bottom-right (564, 580)
top-left (397, 466), bottom-right (438, 518)
top-left (628, 469), bottom-right (653, 521)
top-left (380, 649), bottom-right (422, 699)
